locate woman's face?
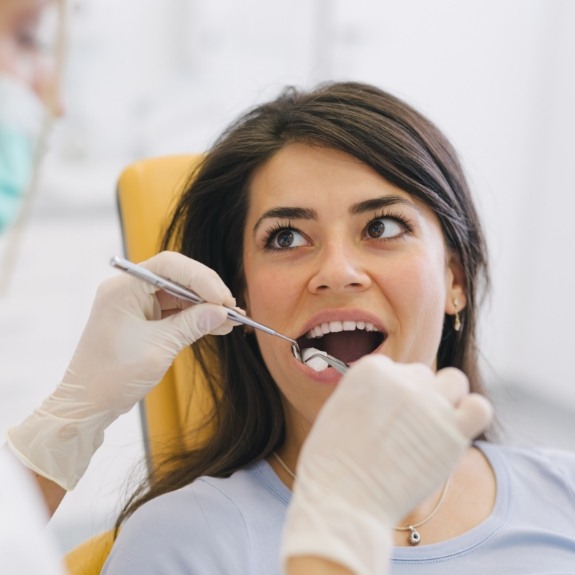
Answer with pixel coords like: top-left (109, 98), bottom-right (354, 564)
top-left (0, 0), bottom-right (61, 110)
top-left (242, 143), bottom-right (465, 448)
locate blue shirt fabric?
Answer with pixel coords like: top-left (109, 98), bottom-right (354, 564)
top-left (101, 442), bottom-right (575, 575)
top-left (101, 459), bottom-right (291, 575)
top-left (391, 442), bottom-right (575, 574)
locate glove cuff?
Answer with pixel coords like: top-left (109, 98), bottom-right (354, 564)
top-left (6, 409), bottom-right (110, 491)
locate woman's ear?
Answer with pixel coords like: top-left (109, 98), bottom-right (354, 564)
top-left (445, 252), bottom-right (467, 314)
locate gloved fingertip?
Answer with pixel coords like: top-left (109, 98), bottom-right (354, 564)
top-left (456, 394), bottom-right (494, 439)
top-left (223, 295), bottom-right (238, 308)
top-left (232, 304), bottom-right (246, 316)
top-left (197, 305), bottom-right (230, 334)
top-left (210, 323), bottom-right (235, 336)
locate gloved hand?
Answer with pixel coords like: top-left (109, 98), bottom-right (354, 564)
top-left (281, 355), bottom-right (493, 575)
top-left (6, 251), bottom-right (237, 490)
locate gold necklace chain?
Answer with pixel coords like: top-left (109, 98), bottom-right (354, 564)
top-left (393, 475), bottom-right (451, 545)
top-left (272, 451), bottom-right (451, 546)
top-left (273, 451), bottom-right (297, 479)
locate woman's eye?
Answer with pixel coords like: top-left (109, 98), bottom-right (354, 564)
top-left (365, 217), bottom-right (405, 240)
top-left (16, 27), bottom-right (41, 50)
top-left (267, 228), bottom-right (307, 250)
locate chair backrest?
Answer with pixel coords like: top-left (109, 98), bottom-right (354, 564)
top-left (65, 155), bottom-right (215, 575)
top-left (116, 154), bottom-right (216, 468)
top-left (64, 530), bottom-right (115, 575)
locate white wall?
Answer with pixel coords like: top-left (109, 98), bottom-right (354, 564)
top-left (1, 0), bottom-right (574, 553)
top-left (54, 0), bottom-right (575, 404)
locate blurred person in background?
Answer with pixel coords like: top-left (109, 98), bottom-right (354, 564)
top-left (0, 1), bottom-right (65, 573)
top-left (0, 0), bottom-right (61, 235)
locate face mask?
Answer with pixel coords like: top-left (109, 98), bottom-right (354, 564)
top-left (0, 74), bottom-right (46, 234)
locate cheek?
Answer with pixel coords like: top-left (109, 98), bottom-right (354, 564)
top-left (402, 257), bottom-right (447, 304)
top-left (378, 245), bottom-right (447, 301)
top-left (243, 265), bottom-right (302, 322)
top-left (243, 262), bottom-right (305, 386)
top-left (382, 254), bottom-right (449, 361)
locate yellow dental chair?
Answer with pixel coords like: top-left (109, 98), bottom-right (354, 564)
top-left (64, 154), bottom-right (212, 574)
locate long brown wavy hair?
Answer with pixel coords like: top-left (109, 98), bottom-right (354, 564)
top-left (115, 81), bottom-right (490, 530)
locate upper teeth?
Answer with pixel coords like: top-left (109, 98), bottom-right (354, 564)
top-left (306, 320), bottom-right (380, 339)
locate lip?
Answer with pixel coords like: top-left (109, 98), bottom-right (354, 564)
top-left (292, 352), bottom-right (346, 383)
top-left (290, 308), bottom-right (388, 380)
top-left (292, 347), bottom-right (384, 383)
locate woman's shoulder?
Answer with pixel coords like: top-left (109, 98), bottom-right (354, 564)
top-left (478, 440), bottom-right (575, 492)
top-left (123, 458), bottom-right (289, 533)
top-left (101, 459), bottom-right (289, 575)
top-left (479, 440), bottom-right (575, 465)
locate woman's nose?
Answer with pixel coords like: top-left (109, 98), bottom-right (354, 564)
top-left (307, 242), bottom-right (372, 294)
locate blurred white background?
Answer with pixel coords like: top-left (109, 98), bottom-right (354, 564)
top-left (1, 0), bottom-right (574, 555)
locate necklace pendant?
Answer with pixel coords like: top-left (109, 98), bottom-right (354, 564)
top-left (408, 526), bottom-right (421, 546)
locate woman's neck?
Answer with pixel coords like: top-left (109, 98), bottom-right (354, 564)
top-left (270, 444), bottom-right (496, 548)
top-left (393, 446), bottom-right (496, 546)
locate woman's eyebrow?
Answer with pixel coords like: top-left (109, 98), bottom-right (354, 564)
top-left (252, 196), bottom-right (420, 234)
top-left (349, 195), bottom-right (421, 215)
top-left (253, 206), bottom-right (317, 234)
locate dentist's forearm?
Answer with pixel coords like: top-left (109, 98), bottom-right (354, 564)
top-left (1, 445), bottom-right (66, 517)
top-left (34, 473), bottom-right (66, 516)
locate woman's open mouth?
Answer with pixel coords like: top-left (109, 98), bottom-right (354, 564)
top-left (296, 320), bottom-right (386, 365)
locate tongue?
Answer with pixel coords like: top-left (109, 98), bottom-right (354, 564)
top-left (315, 331), bottom-right (380, 364)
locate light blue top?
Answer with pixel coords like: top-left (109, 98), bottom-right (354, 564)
top-left (391, 442), bottom-right (575, 573)
top-left (101, 442), bottom-right (575, 574)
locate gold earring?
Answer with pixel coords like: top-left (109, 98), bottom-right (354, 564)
top-left (453, 299), bottom-right (461, 332)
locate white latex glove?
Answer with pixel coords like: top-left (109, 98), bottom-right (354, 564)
top-left (281, 355), bottom-right (493, 575)
top-left (6, 251), bottom-right (237, 490)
